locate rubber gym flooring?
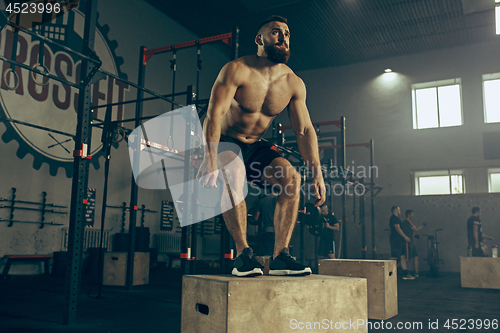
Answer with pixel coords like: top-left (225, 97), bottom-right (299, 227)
top-left (1, 266), bottom-right (499, 333)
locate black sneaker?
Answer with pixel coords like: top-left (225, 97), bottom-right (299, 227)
top-left (269, 248), bottom-right (312, 276)
top-left (232, 248), bottom-right (264, 277)
top-left (402, 274), bottom-right (415, 280)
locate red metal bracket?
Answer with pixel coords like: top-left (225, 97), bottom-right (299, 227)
top-left (181, 247), bottom-right (195, 260)
top-left (73, 144), bottom-right (92, 159)
top-left (318, 142), bottom-right (371, 151)
top-left (224, 249), bottom-right (235, 260)
top-left (142, 47), bottom-right (153, 65)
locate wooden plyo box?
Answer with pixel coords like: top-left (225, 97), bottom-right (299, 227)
top-left (460, 257), bottom-right (500, 289)
top-left (182, 275), bottom-right (368, 333)
top-left (318, 259), bottom-right (397, 320)
top-left (102, 252), bottom-right (150, 286)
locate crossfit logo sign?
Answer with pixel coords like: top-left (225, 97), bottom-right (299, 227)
top-left (0, 0), bottom-right (129, 176)
top-left (127, 105), bottom-right (248, 227)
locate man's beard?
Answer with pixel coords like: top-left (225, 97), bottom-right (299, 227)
top-left (264, 43), bottom-right (290, 64)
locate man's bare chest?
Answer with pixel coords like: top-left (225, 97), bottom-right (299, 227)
top-left (233, 78), bottom-right (293, 117)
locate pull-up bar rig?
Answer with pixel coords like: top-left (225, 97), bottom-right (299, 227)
top-left (88, 27), bottom-right (240, 287)
top-left (0, 0), bottom-right (236, 322)
top-left (130, 27), bottom-right (239, 281)
top-left (270, 118), bottom-right (381, 260)
top-left (0, 1), bottom-right (102, 324)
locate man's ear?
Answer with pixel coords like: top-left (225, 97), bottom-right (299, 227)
top-left (256, 35), bottom-right (263, 46)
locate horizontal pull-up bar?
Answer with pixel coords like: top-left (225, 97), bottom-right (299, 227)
top-left (319, 142), bottom-right (371, 150)
top-left (0, 54), bottom-right (82, 89)
top-left (97, 69), bottom-right (185, 108)
top-left (91, 90), bottom-right (189, 110)
top-left (279, 120), bottom-right (341, 132)
top-left (0, 57), bottom-right (184, 110)
top-left (143, 32), bottom-right (233, 64)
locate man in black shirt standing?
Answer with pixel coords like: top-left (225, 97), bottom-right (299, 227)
top-left (389, 206), bottom-right (414, 280)
top-left (401, 210), bottom-right (426, 277)
top-left (255, 192), bottom-right (278, 256)
top-left (467, 207), bottom-right (494, 257)
top-left (318, 204), bottom-right (340, 259)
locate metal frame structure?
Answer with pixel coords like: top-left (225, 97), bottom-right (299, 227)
top-left (0, 1), bottom-right (103, 325)
top-left (118, 27), bottom-right (240, 283)
top-left (272, 117), bottom-right (382, 261)
top-left (0, 0), bottom-right (238, 324)
top-left (62, 0), bottom-right (98, 325)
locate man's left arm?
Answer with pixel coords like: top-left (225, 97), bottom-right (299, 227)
top-left (326, 222), bottom-right (340, 231)
top-left (482, 233), bottom-right (494, 240)
top-left (288, 77), bottom-right (325, 207)
top-left (412, 225), bottom-right (424, 232)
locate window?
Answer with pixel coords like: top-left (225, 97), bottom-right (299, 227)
top-left (496, 0), bottom-right (500, 35)
top-left (412, 79), bottom-right (463, 129)
top-left (483, 73), bottom-right (500, 123)
top-left (488, 168), bottom-right (500, 193)
top-left (414, 170), bottom-right (465, 195)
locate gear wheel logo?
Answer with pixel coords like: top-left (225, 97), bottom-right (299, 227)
top-left (0, 0), bottom-right (129, 177)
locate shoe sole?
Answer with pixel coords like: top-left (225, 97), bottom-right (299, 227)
top-left (402, 277), bottom-right (415, 280)
top-left (231, 268), bottom-right (263, 277)
top-left (268, 267), bottom-right (312, 276)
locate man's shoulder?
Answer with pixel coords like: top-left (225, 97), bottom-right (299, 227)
top-left (467, 215), bottom-right (480, 223)
top-left (283, 67), bottom-right (302, 84)
top-left (328, 214), bottom-right (338, 224)
top-left (402, 219), bottom-right (412, 229)
top-left (223, 58), bottom-right (251, 73)
top-left (390, 215), bottom-right (400, 223)
top-left (283, 70), bottom-right (306, 99)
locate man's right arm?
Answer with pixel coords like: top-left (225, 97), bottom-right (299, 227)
top-left (473, 224), bottom-right (479, 248)
top-left (198, 62), bottom-right (240, 187)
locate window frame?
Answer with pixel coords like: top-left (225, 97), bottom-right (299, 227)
top-left (413, 169), bottom-right (466, 196)
top-left (411, 78), bottom-right (463, 129)
top-left (488, 168), bottom-right (500, 193)
top-left (482, 73), bottom-right (500, 124)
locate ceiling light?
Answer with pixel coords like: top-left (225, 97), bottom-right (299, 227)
top-left (384, 68), bottom-right (393, 73)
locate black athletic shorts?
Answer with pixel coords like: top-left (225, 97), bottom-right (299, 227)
top-left (390, 238), bottom-right (404, 258)
top-left (403, 242), bottom-right (418, 259)
top-left (219, 135), bottom-right (282, 188)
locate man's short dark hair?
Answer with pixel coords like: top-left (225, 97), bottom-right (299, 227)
top-left (257, 15), bottom-right (288, 34)
top-left (405, 210), bottom-right (414, 217)
top-left (391, 206), bottom-right (399, 213)
top-left (472, 207), bottom-right (480, 214)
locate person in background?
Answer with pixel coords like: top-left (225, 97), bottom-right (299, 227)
top-left (389, 206), bottom-right (414, 280)
top-left (318, 203), bottom-right (340, 259)
top-left (400, 210), bottom-right (426, 277)
top-left (467, 207), bottom-right (494, 257)
top-left (254, 192), bottom-right (278, 256)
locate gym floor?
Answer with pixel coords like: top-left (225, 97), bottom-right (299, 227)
top-left (1, 267), bottom-right (499, 333)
